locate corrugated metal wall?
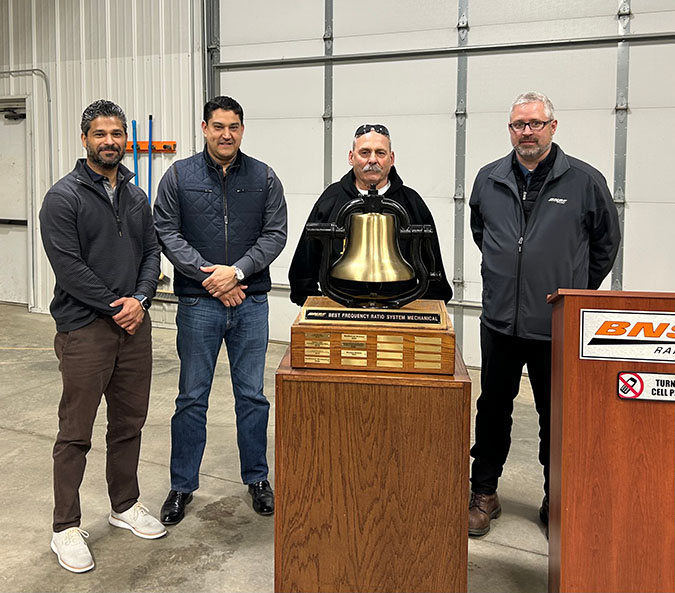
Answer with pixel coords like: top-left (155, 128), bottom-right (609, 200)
top-left (0, 0), bottom-right (201, 316)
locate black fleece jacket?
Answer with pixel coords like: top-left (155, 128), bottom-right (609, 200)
top-left (39, 160), bottom-right (160, 332)
top-left (288, 166), bottom-right (453, 306)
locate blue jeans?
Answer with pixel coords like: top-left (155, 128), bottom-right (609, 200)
top-left (170, 294), bottom-right (270, 491)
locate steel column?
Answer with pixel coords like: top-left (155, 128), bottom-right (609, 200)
top-left (204, 0), bottom-right (220, 100)
top-left (323, 0), bottom-right (333, 188)
top-left (612, 0), bottom-right (631, 290)
top-left (452, 0), bottom-right (469, 348)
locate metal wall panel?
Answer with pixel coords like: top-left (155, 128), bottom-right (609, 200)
top-left (468, 0), bottom-right (617, 45)
top-left (334, 0), bottom-right (458, 53)
top-left (217, 0), bottom-right (323, 62)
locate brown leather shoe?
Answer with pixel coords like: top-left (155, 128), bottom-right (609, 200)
top-left (468, 491), bottom-right (501, 536)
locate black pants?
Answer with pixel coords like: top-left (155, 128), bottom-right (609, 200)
top-left (52, 315), bottom-right (152, 532)
top-left (470, 323), bottom-right (551, 496)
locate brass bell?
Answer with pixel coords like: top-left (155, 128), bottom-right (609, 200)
top-left (329, 212), bottom-right (414, 282)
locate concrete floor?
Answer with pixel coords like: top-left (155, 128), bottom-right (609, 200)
top-left (0, 302), bottom-right (548, 593)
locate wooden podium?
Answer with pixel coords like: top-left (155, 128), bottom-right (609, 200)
top-left (275, 300), bottom-right (471, 593)
top-left (548, 289), bottom-right (675, 593)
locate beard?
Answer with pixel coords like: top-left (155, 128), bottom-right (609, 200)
top-left (514, 139), bottom-right (551, 162)
top-left (86, 143), bottom-right (124, 170)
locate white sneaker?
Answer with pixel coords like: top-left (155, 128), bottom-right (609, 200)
top-left (50, 527), bottom-right (95, 573)
top-left (109, 502), bottom-right (167, 539)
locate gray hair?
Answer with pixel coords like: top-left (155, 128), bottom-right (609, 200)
top-left (510, 91), bottom-right (555, 120)
top-left (80, 99), bottom-right (127, 135)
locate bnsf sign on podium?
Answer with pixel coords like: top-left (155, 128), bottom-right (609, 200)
top-left (580, 310), bottom-right (675, 364)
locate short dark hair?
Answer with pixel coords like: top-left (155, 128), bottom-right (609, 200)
top-left (203, 96), bottom-right (244, 124)
top-left (80, 99), bottom-right (127, 135)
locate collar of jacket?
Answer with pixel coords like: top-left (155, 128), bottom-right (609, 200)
top-left (202, 145), bottom-right (242, 175)
top-left (489, 143), bottom-right (570, 191)
top-left (340, 164), bottom-right (405, 198)
top-left (73, 158), bottom-right (136, 190)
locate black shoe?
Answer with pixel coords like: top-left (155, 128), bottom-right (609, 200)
top-left (248, 480), bottom-right (274, 516)
top-left (160, 490), bottom-right (193, 525)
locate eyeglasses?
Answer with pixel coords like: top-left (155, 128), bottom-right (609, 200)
top-left (508, 120), bottom-right (552, 132)
top-left (354, 124), bottom-right (390, 138)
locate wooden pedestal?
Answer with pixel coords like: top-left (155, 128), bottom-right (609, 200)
top-left (548, 289), bottom-right (675, 593)
top-left (275, 348), bottom-right (471, 593)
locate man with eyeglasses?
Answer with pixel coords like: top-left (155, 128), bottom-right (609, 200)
top-left (288, 123), bottom-right (452, 305)
top-left (467, 91), bottom-right (620, 537)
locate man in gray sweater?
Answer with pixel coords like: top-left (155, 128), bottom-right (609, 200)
top-left (40, 100), bottom-right (164, 573)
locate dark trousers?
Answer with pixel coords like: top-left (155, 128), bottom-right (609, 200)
top-left (52, 315), bottom-right (152, 532)
top-left (470, 323), bottom-right (552, 496)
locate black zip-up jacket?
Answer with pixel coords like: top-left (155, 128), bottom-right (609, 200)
top-left (469, 144), bottom-right (621, 340)
top-left (39, 159), bottom-right (160, 332)
top-left (289, 166), bottom-right (453, 306)
top-left (153, 148), bottom-right (287, 296)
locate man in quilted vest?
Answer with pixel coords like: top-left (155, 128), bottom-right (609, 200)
top-left (154, 96), bottom-right (287, 524)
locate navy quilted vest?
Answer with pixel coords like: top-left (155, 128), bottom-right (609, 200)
top-left (172, 149), bottom-right (272, 295)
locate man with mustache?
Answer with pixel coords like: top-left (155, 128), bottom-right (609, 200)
top-left (289, 124), bottom-right (452, 305)
top-left (154, 96), bottom-right (287, 524)
top-left (39, 100), bottom-right (165, 573)
top-left (467, 91), bottom-right (620, 536)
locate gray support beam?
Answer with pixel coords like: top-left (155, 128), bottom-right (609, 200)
top-left (204, 0), bottom-right (220, 100)
top-left (612, 0), bottom-right (631, 290)
top-left (214, 32), bottom-right (675, 72)
top-left (452, 0), bottom-right (469, 349)
top-left (323, 0), bottom-right (333, 188)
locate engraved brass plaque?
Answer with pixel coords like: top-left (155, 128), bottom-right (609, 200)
top-left (305, 356), bottom-right (330, 364)
top-left (377, 360), bottom-right (403, 368)
top-left (342, 358), bottom-right (367, 366)
top-left (306, 332), bottom-right (331, 340)
top-left (305, 340), bottom-right (330, 348)
top-left (342, 333), bottom-right (367, 342)
top-left (305, 348), bottom-right (331, 357)
top-left (341, 349), bottom-right (367, 358)
top-left (341, 341), bottom-right (366, 349)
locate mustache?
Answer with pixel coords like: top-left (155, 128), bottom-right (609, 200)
top-left (362, 164), bottom-right (383, 173)
top-left (99, 145), bottom-right (120, 153)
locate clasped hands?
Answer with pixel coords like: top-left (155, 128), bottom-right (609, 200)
top-left (110, 297), bottom-right (145, 335)
top-left (200, 264), bottom-right (247, 307)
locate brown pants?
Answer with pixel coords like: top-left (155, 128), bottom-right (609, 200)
top-left (52, 315), bottom-right (152, 532)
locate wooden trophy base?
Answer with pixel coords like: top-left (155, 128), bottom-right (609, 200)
top-left (290, 296), bottom-right (455, 375)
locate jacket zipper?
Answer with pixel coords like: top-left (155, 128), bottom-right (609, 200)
top-left (220, 170), bottom-right (228, 262)
top-left (75, 177), bottom-right (127, 237)
top-left (512, 175), bottom-right (553, 336)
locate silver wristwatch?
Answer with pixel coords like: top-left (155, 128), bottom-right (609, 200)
top-left (233, 266), bottom-right (245, 282)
